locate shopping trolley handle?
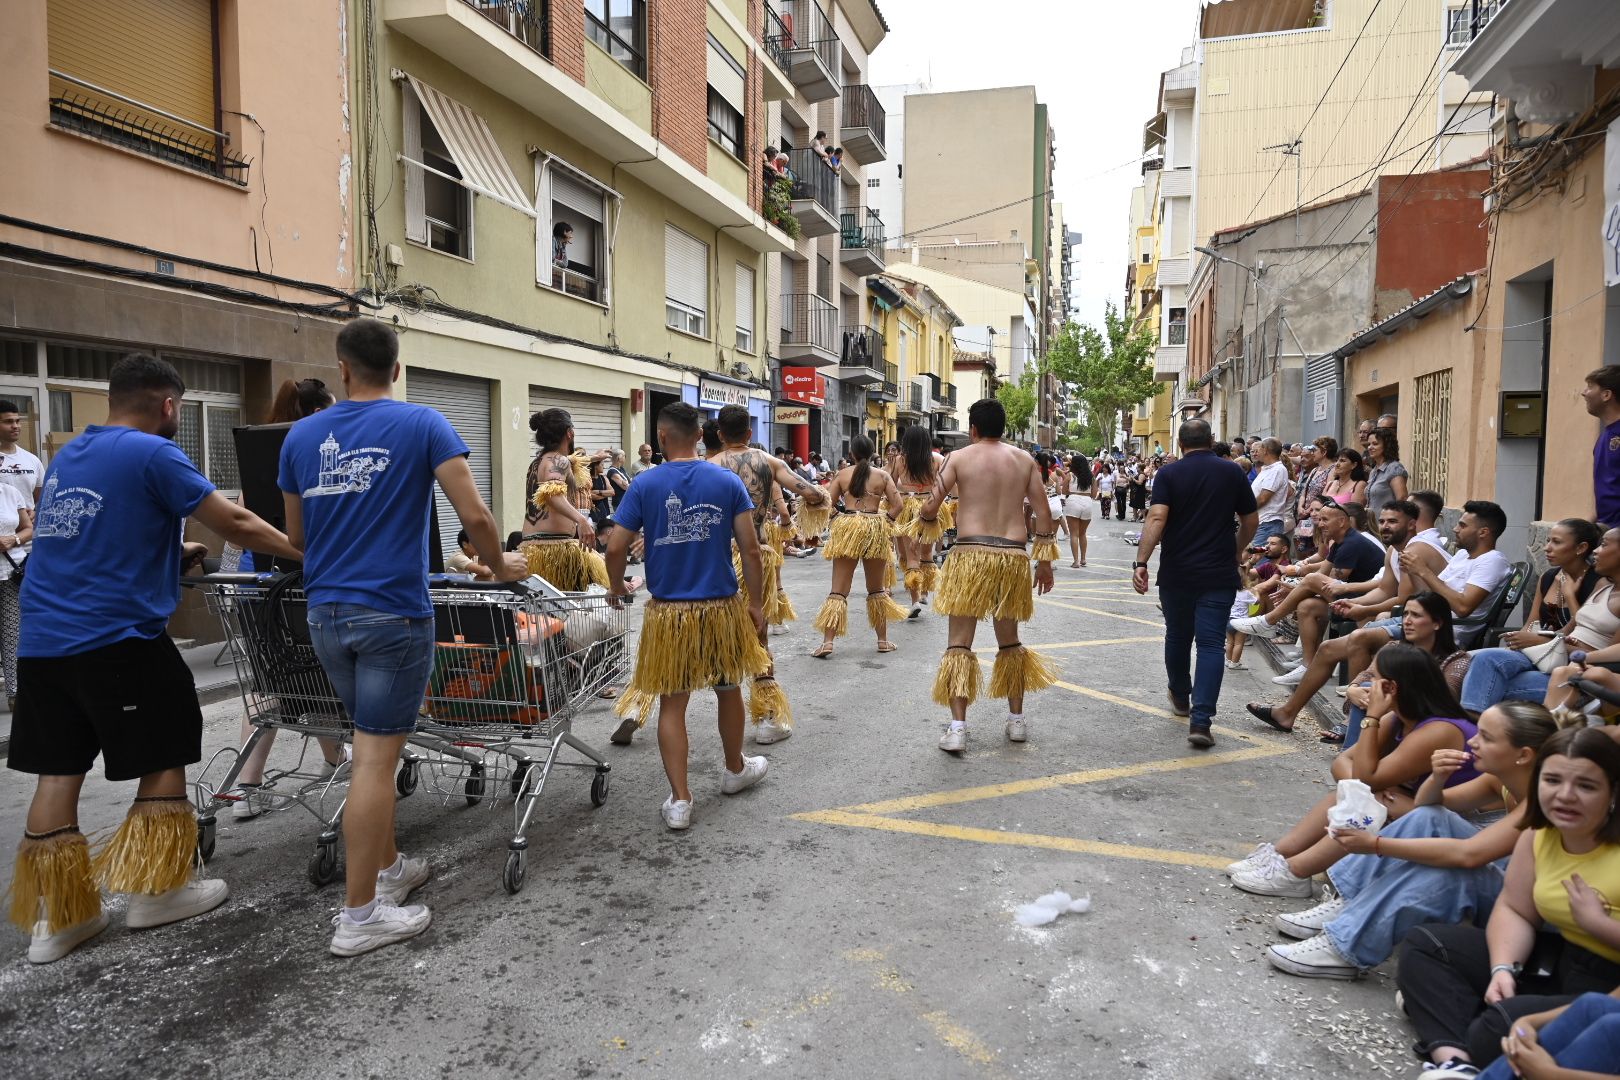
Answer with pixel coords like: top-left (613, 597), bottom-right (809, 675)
top-left (181, 572), bottom-right (281, 588)
top-left (430, 573), bottom-right (545, 596)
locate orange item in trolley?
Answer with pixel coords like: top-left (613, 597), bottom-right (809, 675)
top-left (427, 618), bottom-right (561, 725)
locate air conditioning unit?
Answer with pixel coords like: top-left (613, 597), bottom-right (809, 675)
top-left (729, 361), bottom-right (754, 380)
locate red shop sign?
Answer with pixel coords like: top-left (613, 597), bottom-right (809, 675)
top-left (781, 367), bottom-right (826, 407)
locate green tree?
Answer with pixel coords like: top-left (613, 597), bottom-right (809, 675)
top-left (1047, 303), bottom-right (1162, 451)
top-left (996, 363), bottom-right (1039, 440)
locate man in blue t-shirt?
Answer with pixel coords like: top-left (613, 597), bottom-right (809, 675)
top-left (1133, 419), bottom-right (1259, 747)
top-left (604, 402), bottom-right (771, 832)
top-left (1584, 367), bottom-right (1620, 526)
top-left (280, 317), bottom-right (524, 957)
top-left (7, 353), bottom-right (299, 965)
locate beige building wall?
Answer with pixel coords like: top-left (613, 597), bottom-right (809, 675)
top-left (903, 87), bottom-right (1038, 247)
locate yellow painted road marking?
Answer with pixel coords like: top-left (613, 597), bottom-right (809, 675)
top-left (845, 949), bottom-right (1004, 1077)
top-left (826, 744), bottom-right (1292, 816)
top-left (971, 635), bottom-right (1162, 653)
top-left (801, 809), bottom-right (1234, 870)
top-left (1047, 594), bottom-right (1163, 608)
top-left (1037, 597), bottom-right (1164, 627)
top-left (1048, 678), bottom-right (1255, 740)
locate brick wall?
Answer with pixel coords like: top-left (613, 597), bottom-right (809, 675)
top-left (649, 0), bottom-right (709, 172)
top-left (551, 0), bottom-right (586, 83)
top-left (747, 1), bottom-right (764, 211)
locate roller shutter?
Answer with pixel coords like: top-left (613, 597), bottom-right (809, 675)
top-left (48, 0), bottom-right (217, 148)
top-left (527, 387), bottom-right (624, 456)
top-left (407, 370), bottom-right (492, 565)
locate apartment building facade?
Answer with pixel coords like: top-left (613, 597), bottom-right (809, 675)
top-left (0, 0), bottom-right (356, 640)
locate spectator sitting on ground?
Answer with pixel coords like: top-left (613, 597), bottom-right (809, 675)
top-left (1395, 727), bottom-right (1620, 1078)
top-left (1229, 641), bottom-right (1479, 900)
top-left (1583, 365), bottom-right (1620, 528)
top-left (1226, 564), bottom-right (1267, 670)
top-left (1365, 429), bottom-right (1409, 514)
top-left (1462, 524), bottom-right (1620, 718)
top-left (1251, 438), bottom-right (1292, 547)
top-left (1323, 447), bottom-right (1369, 506)
top-left (1264, 701), bottom-right (1558, 981)
top-left (446, 529), bottom-right (494, 580)
top-left (1229, 499), bottom-right (1385, 672)
top-left (1479, 990), bottom-right (1620, 1080)
top-left (1338, 593), bottom-right (1475, 749)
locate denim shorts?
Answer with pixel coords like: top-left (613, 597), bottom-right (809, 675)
top-left (308, 603), bottom-right (434, 735)
top-left (1367, 616), bottom-right (1405, 638)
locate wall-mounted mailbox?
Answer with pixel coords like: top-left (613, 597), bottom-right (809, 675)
top-left (1499, 391), bottom-right (1545, 439)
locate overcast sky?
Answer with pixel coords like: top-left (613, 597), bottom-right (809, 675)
top-left (867, 0), bottom-right (1206, 331)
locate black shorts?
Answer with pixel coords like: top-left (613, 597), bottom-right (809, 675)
top-left (8, 634), bottom-right (203, 782)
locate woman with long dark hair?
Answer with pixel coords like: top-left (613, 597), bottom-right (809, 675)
top-left (891, 426), bottom-right (941, 618)
top-left (1060, 452), bottom-right (1096, 567)
top-left (812, 436), bottom-right (906, 658)
top-left (1364, 429), bottom-right (1408, 514)
top-left (1322, 448), bottom-right (1368, 506)
top-left (1230, 642), bottom-right (1478, 898)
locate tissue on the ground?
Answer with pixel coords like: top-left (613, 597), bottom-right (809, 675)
top-left (1013, 889), bottom-right (1092, 927)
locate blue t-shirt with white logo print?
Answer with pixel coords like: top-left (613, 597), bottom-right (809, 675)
top-left (21, 425), bottom-right (215, 657)
top-left (611, 459), bottom-right (752, 602)
top-left (279, 398), bottom-right (469, 618)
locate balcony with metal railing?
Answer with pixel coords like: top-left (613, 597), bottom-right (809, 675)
top-left (838, 206), bottom-right (885, 276)
top-left (867, 360), bottom-right (900, 402)
top-left (756, 2), bottom-right (796, 99)
top-left (786, 148), bottom-right (840, 238)
top-left (837, 325), bottom-right (885, 385)
top-left (460, 0), bottom-right (549, 56)
top-left (1167, 320), bottom-right (1187, 346)
top-left (765, 0), bottom-right (841, 103)
top-left (779, 293), bottom-right (839, 367)
top-left (840, 84), bottom-right (886, 163)
top-left (898, 381), bottom-right (925, 418)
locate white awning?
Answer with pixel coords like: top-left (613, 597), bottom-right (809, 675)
top-left (398, 71), bottom-right (535, 217)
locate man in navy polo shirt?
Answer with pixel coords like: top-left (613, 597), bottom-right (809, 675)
top-left (1132, 419), bottom-right (1259, 747)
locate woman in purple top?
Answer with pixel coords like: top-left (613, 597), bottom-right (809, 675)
top-left (1229, 643), bottom-right (1479, 899)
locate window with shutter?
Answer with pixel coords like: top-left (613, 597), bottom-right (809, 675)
top-left (706, 36), bottom-right (746, 159)
top-left (664, 225), bottom-right (709, 338)
top-left (735, 264), bottom-right (756, 354)
top-left (540, 160), bottom-right (612, 304)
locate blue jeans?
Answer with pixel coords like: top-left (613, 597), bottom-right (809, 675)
top-left (1478, 993), bottom-right (1620, 1079)
top-left (1159, 585), bottom-right (1236, 730)
top-left (1460, 648), bottom-right (1549, 715)
top-left (1344, 679), bottom-right (1374, 749)
top-left (1323, 805), bottom-right (1507, 968)
top-left (308, 603), bottom-right (435, 735)
top-left (1252, 519), bottom-right (1287, 545)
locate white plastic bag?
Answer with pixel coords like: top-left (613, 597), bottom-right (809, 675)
top-left (1325, 779), bottom-right (1387, 835)
top-left (1013, 890), bottom-right (1092, 928)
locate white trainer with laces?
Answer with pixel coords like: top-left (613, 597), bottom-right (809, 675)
top-left (329, 903), bottom-right (432, 957)
top-left (1224, 659), bottom-right (1246, 670)
top-left (939, 726), bottom-right (967, 753)
top-left (753, 719), bottom-right (792, 745)
top-left (376, 855), bottom-right (431, 906)
top-left (1005, 716), bottom-right (1028, 742)
top-left (126, 877), bottom-right (230, 929)
top-left (720, 755), bottom-right (769, 794)
top-left (1275, 895), bottom-right (1348, 939)
top-left (661, 796), bottom-right (693, 831)
top-left (1230, 615), bottom-right (1281, 639)
top-left (231, 784), bottom-right (267, 821)
top-left (1265, 934), bottom-right (1360, 980)
top-left (28, 910), bottom-right (109, 964)
top-left (1225, 842), bottom-right (1276, 877)
top-left (1272, 664), bottom-right (1308, 686)
top-left (1231, 852), bottom-right (1315, 898)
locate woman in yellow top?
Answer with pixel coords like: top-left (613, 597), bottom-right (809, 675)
top-left (810, 436), bottom-right (906, 658)
top-left (1396, 727), bottom-right (1620, 1077)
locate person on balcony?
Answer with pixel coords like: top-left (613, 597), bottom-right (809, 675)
top-left (550, 222), bottom-right (572, 290)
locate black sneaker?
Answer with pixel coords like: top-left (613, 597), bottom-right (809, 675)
top-left (1167, 692), bottom-right (1191, 717)
top-left (1187, 726), bottom-right (1215, 749)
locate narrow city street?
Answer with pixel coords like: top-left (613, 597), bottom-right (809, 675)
top-left (0, 516), bottom-right (1416, 1078)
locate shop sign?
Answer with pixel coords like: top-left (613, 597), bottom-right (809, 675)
top-left (781, 367), bottom-right (826, 406)
top-left (775, 406), bottom-right (810, 425)
top-left (699, 376), bottom-right (752, 408)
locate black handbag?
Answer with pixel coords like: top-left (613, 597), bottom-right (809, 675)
top-left (1, 546), bottom-right (24, 584)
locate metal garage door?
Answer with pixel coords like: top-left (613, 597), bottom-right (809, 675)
top-left (408, 369), bottom-right (492, 565)
top-left (527, 387), bottom-right (623, 455)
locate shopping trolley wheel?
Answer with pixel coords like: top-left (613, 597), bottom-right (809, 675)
top-left (196, 817), bottom-right (217, 863)
top-left (395, 761), bottom-right (419, 797)
top-left (502, 848), bottom-right (527, 895)
top-left (308, 842), bottom-right (339, 887)
top-left (464, 763), bottom-right (486, 806)
top-left (590, 768), bottom-right (610, 808)
top-left (510, 761), bottom-right (533, 797)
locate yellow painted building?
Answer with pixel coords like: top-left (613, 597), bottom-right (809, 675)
top-left (1127, 162), bottom-right (1172, 453)
top-left (868, 274), bottom-right (963, 446)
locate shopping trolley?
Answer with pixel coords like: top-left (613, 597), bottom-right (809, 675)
top-left (190, 573), bottom-right (628, 894)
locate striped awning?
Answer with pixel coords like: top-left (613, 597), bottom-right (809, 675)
top-left (401, 72), bottom-right (534, 217)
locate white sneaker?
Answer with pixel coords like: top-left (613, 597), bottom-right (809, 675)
top-left (661, 796), bottom-right (693, 830)
top-left (231, 784), bottom-right (267, 820)
top-left (1266, 934), bottom-right (1360, 979)
top-left (1278, 645), bottom-right (1303, 660)
top-left (1231, 853), bottom-right (1315, 898)
top-left (908, 603), bottom-right (922, 620)
top-left (939, 725), bottom-right (967, 753)
top-left (315, 745), bottom-right (352, 781)
top-left (1420, 1060), bottom-right (1480, 1079)
top-left (753, 719), bottom-right (792, 745)
top-left (329, 903), bottom-right (432, 956)
top-left (376, 855), bottom-right (431, 906)
top-left (1335, 684), bottom-right (1350, 697)
top-left (1275, 895), bottom-right (1348, 939)
top-left (720, 755), bottom-right (768, 795)
top-left (126, 878), bottom-right (230, 929)
top-left (1005, 716), bottom-right (1028, 742)
top-left (1230, 615), bottom-right (1280, 639)
top-left (1225, 842), bottom-right (1276, 877)
top-left (1272, 664), bottom-right (1308, 686)
top-left (1224, 659), bottom-right (1246, 670)
top-left (28, 910), bottom-right (109, 964)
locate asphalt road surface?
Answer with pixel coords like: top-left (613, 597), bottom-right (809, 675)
top-left (0, 514), bottom-right (1417, 1079)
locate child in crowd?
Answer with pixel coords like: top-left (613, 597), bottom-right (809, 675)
top-left (1226, 564), bottom-right (1264, 670)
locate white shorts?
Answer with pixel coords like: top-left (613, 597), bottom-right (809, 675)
top-left (1062, 495), bottom-right (1094, 521)
top-left (1047, 495), bottom-right (1064, 520)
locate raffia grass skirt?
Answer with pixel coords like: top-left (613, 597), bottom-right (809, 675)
top-left (822, 512), bottom-right (893, 562)
top-left (934, 544), bottom-right (1034, 622)
top-left (520, 538), bottom-right (610, 591)
top-left (615, 594), bottom-right (771, 726)
top-left (734, 542), bottom-right (795, 625)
